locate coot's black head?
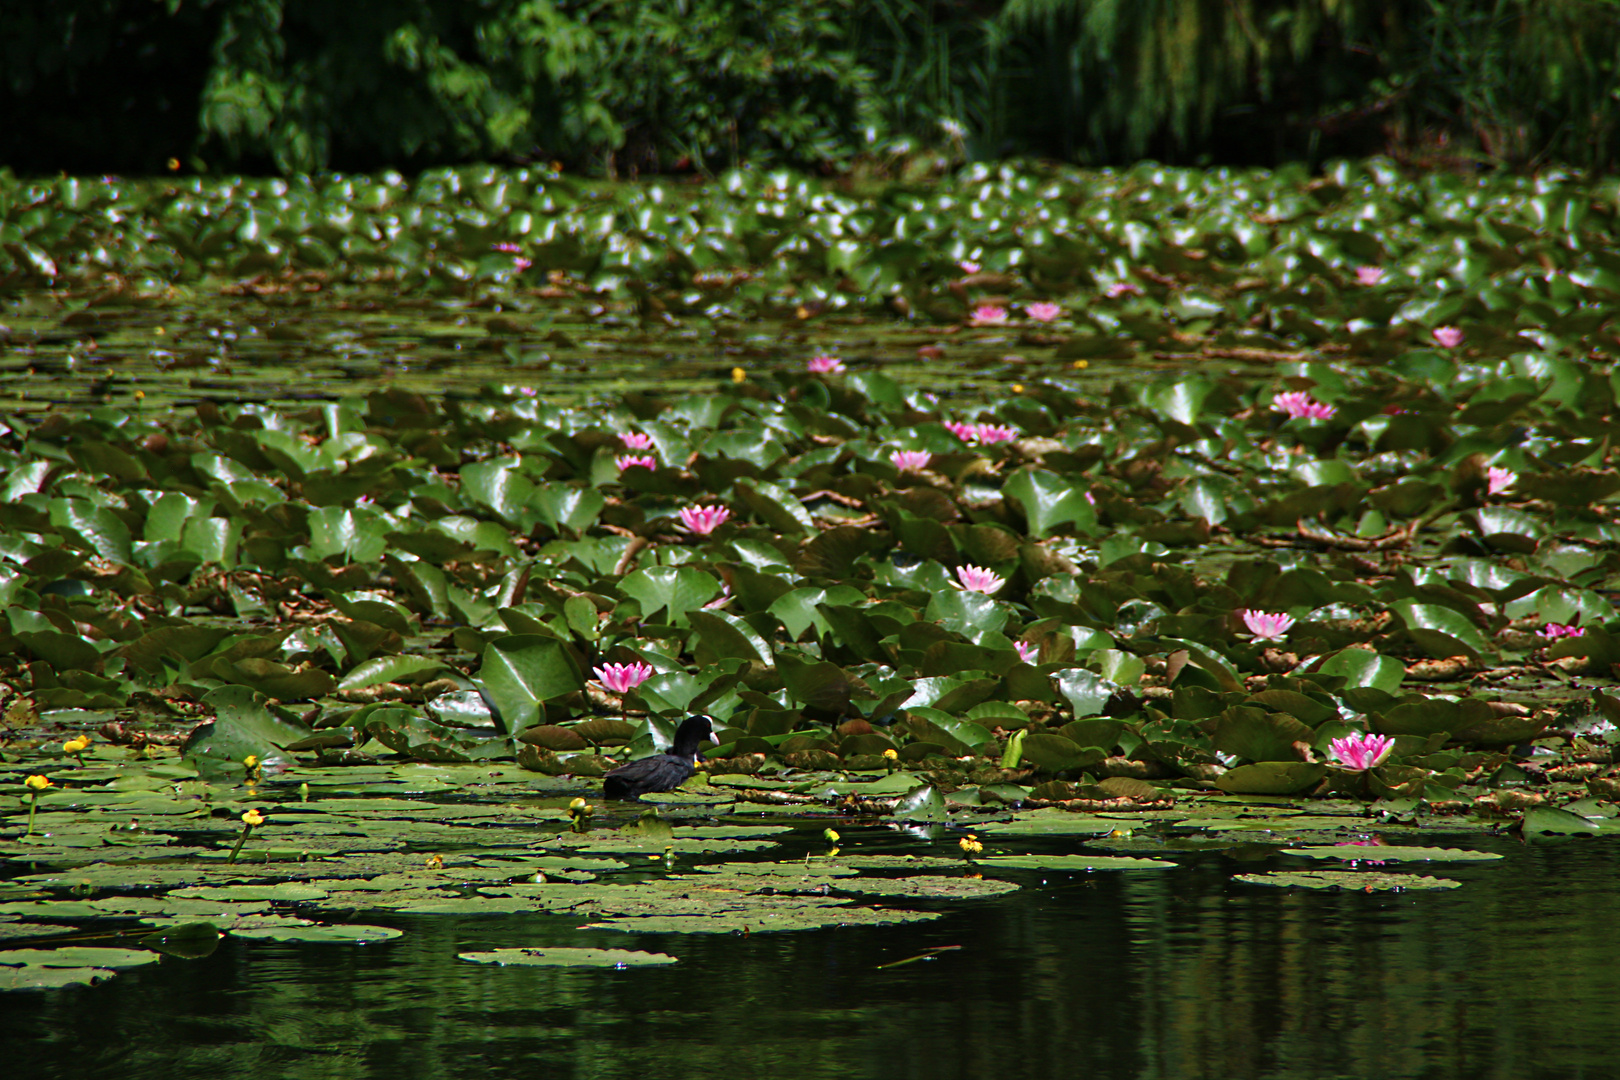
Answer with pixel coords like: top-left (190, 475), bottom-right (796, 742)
top-left (673, 713), bottom-right (720, 757)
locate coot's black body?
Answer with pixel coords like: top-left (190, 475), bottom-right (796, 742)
top-left (602, 714), bottom-right (719, 800)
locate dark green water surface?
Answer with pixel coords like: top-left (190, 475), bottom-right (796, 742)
top-left (3, 828), bottom-right (1615, 1080)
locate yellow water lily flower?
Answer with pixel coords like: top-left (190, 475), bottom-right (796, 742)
top-left (24, 775), bottom-right (52, 791)
top-left (241, 809), bottom-right (265, 826)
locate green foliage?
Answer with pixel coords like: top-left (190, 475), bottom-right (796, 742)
top-left (5, 1), bottom-right (1620, 172)
top-left (1003, 0), bottom-right (1620, 167)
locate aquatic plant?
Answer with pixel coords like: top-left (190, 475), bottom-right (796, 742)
top-left (1241, 611), bottom-right (1295, 641)
top-left (954, 565), bottom-right (1005, 594)
top-left (678, 505), bottom-right (731, 535)
top-left (594, 662), bottom-right (656, 693)
top-left (1272, 392), bottom-right (1336, 420)
top-left (1329, 734), bottom-right (1395, 772)
top-left (890, 450), bottom-right (932, 472)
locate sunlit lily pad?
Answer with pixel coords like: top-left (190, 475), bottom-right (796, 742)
top-left (974, 810), bottom-right (1119, 835)
top-left (0, 946), bottom-right (160, 969)
top-left (583, 907), bottom-right (942, 934)
top-left (1235, 871), bottom-right (1462, 891)
top-left (459, 947), bottom-right (677, 968)
top-left (977, 854), bottom-right (1176, 871)
top-left (1282, 846), bottom-right (1503, 863)
top-left (226, 921), bottom-right (403, 943)
top-left (827, 876), bottom-right (1019, 899)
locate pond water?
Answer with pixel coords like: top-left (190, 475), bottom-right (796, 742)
top-left (3, 824), bottom-right (1615, 1080)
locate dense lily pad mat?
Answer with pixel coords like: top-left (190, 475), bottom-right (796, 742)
top-left (3, 159), bottom-right (1620, 986)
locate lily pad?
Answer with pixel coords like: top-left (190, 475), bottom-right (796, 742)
top-left (1234, 871), bottom-right (1461, 891)
top-left (977, 854), bottom-right (1177, 871)
top-left (458, 947), bottom-right (677, 968)
top-left (1282, 846), bottom-right (1503, 863)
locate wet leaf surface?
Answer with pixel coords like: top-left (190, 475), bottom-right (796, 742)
top-left (458, 947), bottom-right (677, 968)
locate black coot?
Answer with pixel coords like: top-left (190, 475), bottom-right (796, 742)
top-left (602, 714), bottom-right (720, 800)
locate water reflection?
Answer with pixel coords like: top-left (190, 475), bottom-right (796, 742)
top-left (4, 838), bottom-right (1617, 1080)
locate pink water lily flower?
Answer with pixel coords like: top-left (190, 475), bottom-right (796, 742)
top-left (944, 420), bottom-right (978, 441)
top-left (970, 304), bottom-right (1008, 326)
top-left (955, 564), bottom-right (1005, 594)
top-left (1241, 610), bottom-right (1295, 641)
top-left (1487, 466), bottom-right (1515, 494)
top-left (594, 661), bottom-right (655, 694)
top-left (972, 424), bottom-right (1019, 445)
top-left (1014, 641), bottom-right (1040, 664)
top-left (1433, 326), bottom-right (1465, 348)
top-left (1330, 733), bottom-right (1395, 772)
top-left (491, 243), bottom-right (530, 270)
top-left (959, 260), bottom-right (982, 274)
top-left (1025, 301), bottom-right (1062, 323)
top-left (1105, 282), bottom-right (1142, 298)
top-left (678, 504), bottom-right (731, 535)
top-left (1272, 391), bottom-right (1336, 420)
top-left (891, 450), bottom-right (932, 473)
top-left (1354, 266), bottom-right (1384, 286)
top-left (616, 455), bottom-right (657, 471)
top-left (621, 432), bottom-right (655, 451)
top-left (807, 355), bottom-right (844, 374)
top-left (1538, 623), bottom-right (1586, 641)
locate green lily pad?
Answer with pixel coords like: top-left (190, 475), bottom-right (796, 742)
top-left (1282, 846), bottom-right (1504, 863)
top-left (1214, 763), bottom-right (1327, 795)
top-left (1234, 871), bottom-right (1461, 891)
top-left (583, 907), bottom-right (942, 934)
top-left (975, 810), bottom-right (1120, 835)
top-left (458, 947), bottom-right (677, 967)
top-left (977, 854), bottom-right (1177, 871)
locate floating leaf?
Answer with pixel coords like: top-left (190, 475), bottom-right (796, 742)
top-left (458, 947), bottom-right (676, 968)
top-left (978, 854), bottom-right (1176, 871)
top-left (1234, 871), bottom-right (1461, 891)
top-left (1282, 846), bottom-right (1503, 863)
